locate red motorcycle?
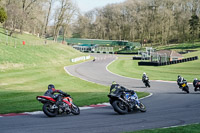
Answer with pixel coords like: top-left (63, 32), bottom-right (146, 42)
top-left (194, 82), bottom-right (200, 92)
top-left (36, 94), bottom-right (80, 117)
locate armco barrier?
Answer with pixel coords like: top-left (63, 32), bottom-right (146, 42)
top-left (71, 55), bottom-right (90, 62)
top-left (138, 56), bottom-right (198, 66)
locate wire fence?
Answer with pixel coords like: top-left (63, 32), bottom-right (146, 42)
top-left (0, 32), bottom-right (60, 47)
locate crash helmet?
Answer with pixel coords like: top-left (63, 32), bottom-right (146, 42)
top-left (48, 84), bottom-right (55, 89)
top-left (143, 72), bottom-right (146, 75)
top-left (112, 81), bottom-right (117, 85)
top-left (177, 75), bottom-right (181, 79)
top-left (194, 78), bottom-right (198, 80)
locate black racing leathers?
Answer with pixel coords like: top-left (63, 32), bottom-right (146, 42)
top-left (110, 84), bottom-right (135, 95)
top-left (44, 88), bottom-right (69, 105)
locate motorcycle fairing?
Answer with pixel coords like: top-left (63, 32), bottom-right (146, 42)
top-left (62, 97), bottom-right (72, 106)
top-left (37, 96), bottom-right (56, 102)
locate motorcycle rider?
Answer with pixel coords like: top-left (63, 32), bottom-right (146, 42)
top-left (142, 72), bottom-right (149, 83)
top-left (44, 84), bottom-right (70, 107)
top-left (177, 75), bottom-right (186, 88)
top-left (110, 81), bottom-right (134, 94)
top-left (110, 81), bottom-right (139, 108)
top-left (193, 78), bottom-right (200, 91)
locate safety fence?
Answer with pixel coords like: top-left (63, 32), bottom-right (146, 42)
top-left (138, 56), bottom-right (198, 66)
top-left (70, 56), bottom-right (91, 62)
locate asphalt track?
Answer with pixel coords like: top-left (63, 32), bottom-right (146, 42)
top-left (0, 54), bottom-right (200, 133)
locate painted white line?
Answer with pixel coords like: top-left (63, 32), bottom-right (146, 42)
top-left (139, 93), bottom-right (153, 100)
top-left (106, 58), bottom-right (192, 84)
top-left (106, 57), bottom-right (140, 81)
top-left (24, 111), bottom-right (43, 115)
top-left (64, 65), bottom-right (105, 86)
top-left (162, 123), bottom-right (199, 129)
top-left (79, 107), bottom-right (94, 110)
top-left (98, 103), bottom-right (111, 106)
top-left (64, 66), bottom-right (74, 76)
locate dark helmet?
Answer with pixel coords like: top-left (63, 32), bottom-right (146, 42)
top-left (178, 75), bottom-right (181, 78)
top-left (112, 81), bottom-right (117, 85)
top-left (48, 84), bottom-right (55, 89)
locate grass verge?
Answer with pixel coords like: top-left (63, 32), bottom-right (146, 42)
top-left (126, 123), bottom-right (200, 133)
top-left (108, 43), bottom-right (200, 82)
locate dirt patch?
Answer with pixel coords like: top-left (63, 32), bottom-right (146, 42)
top-left (0, 63), bottom-right (24, 71)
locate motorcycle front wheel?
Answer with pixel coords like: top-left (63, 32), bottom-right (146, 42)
top-left (145, 82), bottom-right (150, 88)
top-left (138, 102), bottom-right (146, 112)
top-left (112, 100), bottom-right (128, 114)
top-left (71, 104), bottom-right (80, 115)
top-left (184, 86), bottom-right (189, 93)
top-left (43, 103), bottom-right (58, 117)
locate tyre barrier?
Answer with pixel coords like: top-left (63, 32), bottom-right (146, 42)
top-left (138, 56), bottom-right (198, 66)
top-left (133, 56), bottom-right (150, 60)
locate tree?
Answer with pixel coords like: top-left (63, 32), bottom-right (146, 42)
top-left (43, 0), bottom-right (54, 38)
top-left (189, 14), bottom-right (199, 42)
top-left (52, 0), bottom-right (76, 42)
top-left (0, 7), bottom-right (7, 23)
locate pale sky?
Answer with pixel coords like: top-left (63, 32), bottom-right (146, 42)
top-left (75, 0), bottom-right (126, 13)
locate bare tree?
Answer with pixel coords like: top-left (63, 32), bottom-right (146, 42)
top-left (43, 0), bottom-right (54, 38)
top-left (53, 0), bottom-right (74, 42)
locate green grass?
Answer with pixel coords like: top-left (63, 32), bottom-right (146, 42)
top-left (0, 27), bottom-right (149, 114)
top-left (108, 44), bottom-right (200, 82)
top-left (126, 123), bottom-right (200, 133)
top-left (156, 43), bottom-right (200, 51)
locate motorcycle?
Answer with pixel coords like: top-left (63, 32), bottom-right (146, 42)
top-left (143, 77), bottom-right (150, 88)
top-left (108, 87), bottom-right (146, 114)
top-left (194, 82), bottom-right (200, 92)
top-left (36, 94), bottom-right (80, 117)
top-left (178, 81), bottom-right (189, 93)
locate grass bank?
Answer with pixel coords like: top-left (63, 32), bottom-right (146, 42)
top-left (0, 27), bottom-right (149, 114)
top-left (126, 123), bottom-right (200, 133)
top-left (108, 43), bottom-right (200, 82)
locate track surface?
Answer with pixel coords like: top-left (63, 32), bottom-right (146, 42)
top-left (1, 54), bottom-right (200, 133)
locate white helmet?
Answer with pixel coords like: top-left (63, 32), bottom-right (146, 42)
top-left (194, 78), bottom-right (198, 80)
top-left (143, 72), bottom-right (146, 75)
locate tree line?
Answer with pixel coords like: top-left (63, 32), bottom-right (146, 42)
top-left (74, 0), bottom-right (200, 45)
top-left (0, 0), bottom-right (200, 45)
top-left (0, 0), bottom-right (77, 42)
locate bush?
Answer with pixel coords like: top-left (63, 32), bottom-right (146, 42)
top-left (0, 7), bottom-right (7, 23)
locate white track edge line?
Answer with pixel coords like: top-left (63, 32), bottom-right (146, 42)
top-left (106, 58), bottom-right (192, 84)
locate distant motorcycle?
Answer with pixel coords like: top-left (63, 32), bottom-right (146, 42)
top-left (178, 81), bottom-right (189, 93)
top-left (194, 82), bottom-right (200, 92)
top-left (108, 87), bottom-right (146, 114)
top-left (143, 77), bottom-right (150, 88)
top-left (36, 94), bottom-right (80, 117)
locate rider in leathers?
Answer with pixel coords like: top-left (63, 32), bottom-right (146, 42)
top-left (44, 84), bottom-right (70, 107)
top-left (193, 78), bottom-right (200, 91)
top-left (110, 81), bottom-right (139, 108)
top-left (110, 81), bottom-right (135, 94)
top-left (142, 72), bottom-right (149, 83)
top-left (177, 75), bottom-right (186, 88)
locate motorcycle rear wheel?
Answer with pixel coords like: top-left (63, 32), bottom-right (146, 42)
top-left (43, 103), bottom-right (58, 117)
top-left (138, 102), bottom-right (146, 112)
top-left (71, 104), bottom-right (80, 115)
top-left (112, 100), bottom-right (128, 114)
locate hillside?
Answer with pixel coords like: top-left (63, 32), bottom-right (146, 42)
top-left (0, 27), bottom-right (109, 114)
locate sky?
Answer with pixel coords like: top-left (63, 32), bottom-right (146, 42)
top-left (75, 0), bottom-right (126, 13)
